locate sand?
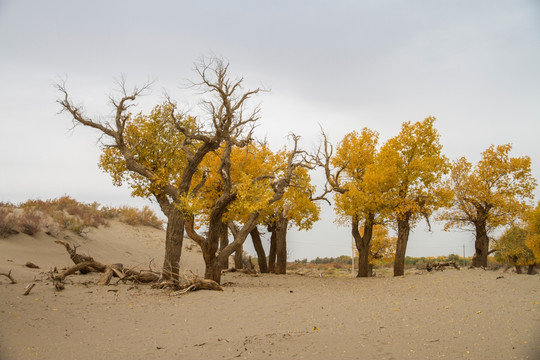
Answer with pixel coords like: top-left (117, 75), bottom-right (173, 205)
top-left (1, 221), bottom-right (539, 360)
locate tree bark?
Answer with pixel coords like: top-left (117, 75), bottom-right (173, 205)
top-left (204, 257), bottom-right (223, 282)
top-left (527, 264), bottom-right (536, 275)
top-left (472, 220), bottom-right (489, 267)
top-left (393, 216), bottom-right (410, 276)
top-left (515, 265), bottom-right (522, 274)
top-left (250, 227), bottom-right (268, 273)
top-left (161, 208), bottom-right (184, 281)
top-left (219, 222), bottom-right (229, 269)
top-left (268, 222), bottom-right (277, 273)
top-left (234, 244), bottom-right (244, 270)
top-left (275, 210), bottom-right (289, 274)
top-left (351, 214), bottom-right (374, 278)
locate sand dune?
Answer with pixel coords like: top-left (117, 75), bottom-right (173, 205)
top-left (1, 222), bottom-right (539, 359)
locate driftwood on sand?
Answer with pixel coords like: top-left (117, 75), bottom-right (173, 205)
top-left (426, 261), bottom-right (460, 272)
top-left (52, 240), bottom-right (222, 293)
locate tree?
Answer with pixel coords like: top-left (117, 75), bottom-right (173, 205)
top-left (184, 136), bottom-right (311, 283)
top-left (377, 117), bottom-right (450, 276)
top-left (494, 226), bottom-right (536, 274)
top-left (57, 57), bottom-right (263, 281)
top-left (368, 225), bottom-right (397, 267)
top-left (525, 201), bottom-right (540, 264)
top-left (264, 162), bottom-right (322, 274)
top-left (353, 225), bottom-right (396, 276)
top-left (439, 144), bottom-right (537, 267)
top-left (317, 128), bottom-right (383, 277)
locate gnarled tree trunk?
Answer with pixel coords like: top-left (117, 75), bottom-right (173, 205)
top-left (219, 222), bottom-right (229, 270)
top-left (275, 209), bottom-right (289, 274)
top-left (393, 215), bottom-right (410, 276)
top-left (250, 227), bottom-right (268, 273)
top-left (472, 220), bottom-right (489, 267)
top-left (162, 208), bottom-right (184, 281)
top-left (351, 213), bottom-right (374, 278)
top-left (234, 244), bottom-right (244, 270)
top-left (268, 222), bottom-right (277, 273)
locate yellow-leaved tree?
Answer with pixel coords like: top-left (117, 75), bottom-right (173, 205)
top-left (58, 58), bottom-right (264, 282)
top-left (376, 117), bottom-right (451, 276)
top-left (439, 144), bottom-right (537, 267)
top-left (318, 128), bottom-right (386, 277)
top-left (493, 225), bottom-right (536, 274)
top-left (184, 136), bottom-right (313, 282)
top-left (263, 161), bottom-right (322, 274)
top-left (525, 201), bottom-right (540, 267)
top-left (354, 225), bottom-right (397, 275)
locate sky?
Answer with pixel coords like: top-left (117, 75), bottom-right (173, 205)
top-left (1, 1), bottom-right (539, 261)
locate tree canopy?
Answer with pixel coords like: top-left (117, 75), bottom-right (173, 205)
top-left (439, 144), bottom-right (537, 267)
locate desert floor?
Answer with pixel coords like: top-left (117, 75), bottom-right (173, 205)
top-left (1, 222), bottom-right (539, 360)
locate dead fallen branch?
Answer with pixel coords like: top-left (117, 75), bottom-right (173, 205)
top-left (25, 262), bottom-right (40, 269)
top-left (169, 278), bottom-right (223, 295)
top-left (426, 261), bottom-right (460, 272)
top-left (23, 283), bottom-right (36, 296)
top-left (0, 269), bottom-right (17, 284)
top-left (54, 240), bottom-right (95, 273)
top-left (51, 247), bottom-right (222, 294)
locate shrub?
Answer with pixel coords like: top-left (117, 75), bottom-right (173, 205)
top-left (17, 209), bottom-right (43, 235)
top-left (0, 208), bottom-right (19, 238)
top-left (116, 206), bottom-right (164, 229)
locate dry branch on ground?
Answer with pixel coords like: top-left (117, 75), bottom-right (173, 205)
top-left (51, 241), bottom-right (222, 293)
top-left (426, 261), bottom-right (460, 272)
top-left (0, 269), bottom-right (17, 284)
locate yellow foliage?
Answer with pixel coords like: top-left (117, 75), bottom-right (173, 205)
top-left (332, 128), bottom-right (380, 224)
top-left (375, 117), bottom-right (450, 223)
top-left (353, 225), bottom-right (396, 265)
top-left (99, 102), bottom-right (193, 201)
top-left (525, 202), bottom-right (540, 262)
top-left (370, 226), bottom-right (397, 265)
top-left (440, 144), bottom-right (537, 231)
top-left (494, 226), bottom-right (536, 266)
top-left (192, 142), bottom-right (320, 231)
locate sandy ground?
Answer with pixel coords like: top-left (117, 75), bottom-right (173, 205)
top-left (1, 222), bottom-right (539, 360)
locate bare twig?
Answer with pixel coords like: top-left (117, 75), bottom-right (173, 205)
top-left (0, 270), bottom-right (17, 284)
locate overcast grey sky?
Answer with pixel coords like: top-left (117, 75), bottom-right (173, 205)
top-left (1, 1), bottom-right (539, 260)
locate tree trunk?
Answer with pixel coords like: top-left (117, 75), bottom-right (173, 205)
top-left (268, 222), bottom-right (277, 273)
top-left (515, 265), bottom-right (522, 274)
top-left (251, 227), bottom-right (268, 273)
top-left (234, 244), bottom-right (244, 270)
top-left (393, 216), bottom-right (410, 276)
top-left (275, 211), bottom-right (289, 274)
top-left (162, 208), bottom-right (184, 281)
top-left (204, 257), bottom-right (223, 283)
top-left (527, 264), bottom-right (535, 275)
top-left (219, 222), bottom-right (229, 270)
top-left (351, 214), bottom-right (374, 278)
top-left (472, 220), bottom-right (489, 267)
